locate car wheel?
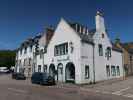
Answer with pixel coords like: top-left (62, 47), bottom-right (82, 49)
top-left (40, 81), bottom-right (44, 85)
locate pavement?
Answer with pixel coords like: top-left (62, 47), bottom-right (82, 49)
top-left (0, 74), bottom-right (133, 100)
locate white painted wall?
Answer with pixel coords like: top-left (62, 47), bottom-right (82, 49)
top-left (43, 18), bottom-right (82, 84)
top-left (80, 42), bottom-right (94, 83)
top-left (16, 12), bottom-right (124, 84)
top-left (94, 13), bottom-right (123, 82)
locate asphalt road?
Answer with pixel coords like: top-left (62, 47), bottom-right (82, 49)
top-left (0, 74), bottom-right (132, 100)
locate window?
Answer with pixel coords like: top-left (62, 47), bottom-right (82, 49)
top-left (44, 46), bottom-right (47, 53)
top-left (38, 65), bottom-right (41, 72)
top-left (85, 65), bottom-right (90, 79)
top-left (98, 44), bottom-right (103, 56)
top-left (32, 64), bottom-right (36, 73)
top-left (43, 65), bottom-right (47, 73)
top-left (117, 66), bottom-right (120, 76)
top-left (111, 66), bottom-right (116, 76)
top-left (40, 49), bottom-right (43, 59)
top-left (24, 59), bottom-right (26, 66)
top-left (102, 33), bottom-right (104, 38)
top-left (130, 55), bottom-right (132, 61)
top-left (30, 45), bottom-right (32, 52)
top-left (24, 47), bottom-right (27, 54)
top-left (54, 42), bottom-right (68, 56)
top-left (106, 65), bottom-right (110, 77)
top-left (20, 49), bottom-right (22, 55)
top-left (76, 24), bottom-right (80, 33)
top-left (106, 47), bottom-right (111, 60)
top-left (29, 58), bottom-right (32, 66)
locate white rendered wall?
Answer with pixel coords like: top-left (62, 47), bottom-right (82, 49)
top-left (44, 18), bottom-right (82, 84)
top-left (94, 14), bottom-right (123, 82)
top-left (80, 42), bottom-right (94, 83)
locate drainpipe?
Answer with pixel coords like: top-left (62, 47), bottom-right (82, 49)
top-left (93, 44), bottom-right (95, 84)
top-left (42, 47), bottom-right (45, 72)
top-left (122, 50), bottom-right (125, 80)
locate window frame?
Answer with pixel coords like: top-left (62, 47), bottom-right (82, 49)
top-left (54, 42), bottom-right (68, 56)
top-left (98, 44), bottom-right (103, 56)
top-left (106, 65), bottom-right (110, 77)
top-left (111, 66), bottom-right (116, 76)
top-left (106, 47), bottom-right (111, 60)
top-left (38, 65), bottom-right (41, 72)
top-left (116, 66), bottom-right (120, 76)
top-left (43, 65), bottom-right (47, 73)
top-left (24, 47), bottom-right (27, 54)
top-left (85, 65), bottom-right (90, 79)
top-left (30, 45), bottom-right (32, 52)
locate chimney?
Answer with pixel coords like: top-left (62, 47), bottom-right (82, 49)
top-left (95, 11), bottom-right (106, 33)
top-left (46, 26), bottom-right (54, 45)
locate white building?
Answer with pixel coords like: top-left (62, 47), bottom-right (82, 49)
top-left (16, 11), bottom-right (124, 84)
top-left (16, 35), bottom-right (41, 77)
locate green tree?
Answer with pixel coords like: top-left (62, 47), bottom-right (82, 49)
top-left (0, 50), bottom-right (16, 69)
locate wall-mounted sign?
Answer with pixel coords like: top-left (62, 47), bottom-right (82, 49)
top-left (81, 56), bottom-right (88, 59)
top-left (57, 56), bottom-right (70, 62)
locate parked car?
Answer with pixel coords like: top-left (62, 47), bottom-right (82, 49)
top-left (31, 72), bottom-right (55, 85)
top-left (12, 72), bottom-right (17, 79)
top-left (0, 67), bottom-right (10, 73)
top-left (12, 72), bottom-right (26, 80)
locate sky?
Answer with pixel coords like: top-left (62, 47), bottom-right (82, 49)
top-left (0, 0), bottom-right (133, 50)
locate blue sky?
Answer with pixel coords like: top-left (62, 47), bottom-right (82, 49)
top-left (0, 0), bottom-right (133, 49)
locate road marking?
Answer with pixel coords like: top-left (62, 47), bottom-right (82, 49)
top-left (123, 94), bottom-right (133, 98)
top-left (112, 87), bottom-right (130, 95)
top-left (8, 88), bottom-right (28, 94)
top-left (95, 90), bottom-right (100, 93)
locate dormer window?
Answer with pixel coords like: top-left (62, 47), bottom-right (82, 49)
top-left (76, 24), bottom-right (80, 33)
top-left (98, 44), bottom-right (103, 56)
top-left (20, 49), bottom-right (22, 55)
top-left (30, 45), bottom-right (32, 52)
top-left (24, 47), bottom-right (27, 54)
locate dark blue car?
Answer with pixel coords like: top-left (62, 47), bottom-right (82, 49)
top-left (12, 72), bottom-right (26, 80)
top-left (31, 72), bottom-right (55, 85)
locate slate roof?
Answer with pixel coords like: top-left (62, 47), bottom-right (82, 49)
top-left (128, 48), bottom-right (133, 53)
top-left (69, 23), bottom-right (95, 45)
top-left (121, 42), bottom-right (133, 54)
top-left (18, 34), bottom-right (42, 50)
top-left (69, 21), bottom-right (124, 53)
top-left (112, 43), bottom-right (123, 52)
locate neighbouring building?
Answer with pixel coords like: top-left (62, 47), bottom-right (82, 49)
top-left (15, 34), bottom-right (41, 77)
top-left (15, 11), bottom-right (124, 84)
top-left (115, 41), bottom-right (133, 76)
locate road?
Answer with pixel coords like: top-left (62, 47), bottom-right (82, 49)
top-left (0, 74), bottom-right (133, 100)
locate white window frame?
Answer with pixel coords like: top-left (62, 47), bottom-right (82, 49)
top-left (85, 65), bottom-right (90, 79)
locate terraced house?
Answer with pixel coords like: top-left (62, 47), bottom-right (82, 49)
top-left (15, 35), bottom-right (41, 77)
top-left (16, 11), bottom-right (124, 84)
top-left (115, 41), bottom-right (133, 76)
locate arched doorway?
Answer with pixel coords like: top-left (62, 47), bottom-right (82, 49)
top-left (57, 63), bottom-right (63, 82)
top-left (49, 64), bottom-right (55, 77)
top-left (65, 62), bottom-right (75, 83)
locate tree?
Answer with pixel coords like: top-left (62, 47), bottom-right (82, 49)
top-left (0, 50), bottom-right (16, 69)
